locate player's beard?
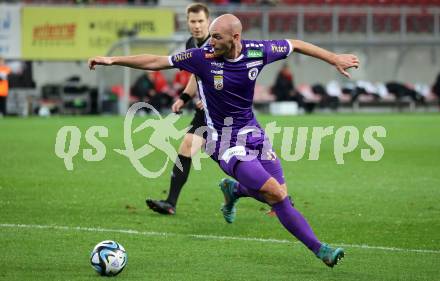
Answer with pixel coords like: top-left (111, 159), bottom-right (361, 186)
top-left (214, 42), bottom-right (233, 57)
top-left (213, 47), bottom-right (225, 56)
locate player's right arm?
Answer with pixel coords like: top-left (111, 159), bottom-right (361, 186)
top-left (88, 55), bottom-right (172, 71)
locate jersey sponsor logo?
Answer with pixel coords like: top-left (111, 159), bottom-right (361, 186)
top-left (271, 44), bottom-right (287, 53)
top-left (246, 60), bottom-right (263, 68)
top-left (211, 69), bottom-right (223, 75)
top-left (221, 146), bottom-right (246, 163)
top-left (214, 75), bottom-right (223, 90)
top-left (173, 52), bottom-right (193, 62)
top-left (248, 67), bottom-right (259, 81)
top-left (211, 62), bottom-right (224, 68)
top-left (247, 49), bottom-right (263, 58)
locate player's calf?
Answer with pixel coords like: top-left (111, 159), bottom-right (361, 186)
top-left (266, 195), bottom-right (294, 217)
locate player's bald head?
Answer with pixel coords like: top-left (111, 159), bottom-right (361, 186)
top-left (210, 14), bottom-right (242, 36)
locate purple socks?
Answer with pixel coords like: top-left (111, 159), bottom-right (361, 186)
top-left (230, 159), bottom-right (322, 254)
top-left (272, 197), bottom-right (322, 254)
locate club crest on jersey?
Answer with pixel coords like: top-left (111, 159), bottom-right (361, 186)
top-left (205, 53), bottom-right (215, 59)
top-left (248, 67), bottom-right (259, 81)
top-left (247, 49), bottom-right (263, 58)
top-left (214, 75), bottom-right (223, 90)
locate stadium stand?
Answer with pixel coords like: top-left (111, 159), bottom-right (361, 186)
top-left (5, 0), bottom-right (438, 115)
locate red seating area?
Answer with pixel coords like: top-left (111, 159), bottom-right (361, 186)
top-left (235, 11), bottom-right (263, 32)
top-left (22, 0), bottom-right (440, 4)
top-left (226, 0), bottom-right (439, 4)
top-left (244, 10), bottom-right (437, 33)
top-left (282, 0), bottom-right (440, 5)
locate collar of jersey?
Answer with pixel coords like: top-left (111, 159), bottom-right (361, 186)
top-left (224, 54), bottom-right (244, 63)
top-left (223, 41), bottom-right (247, 62)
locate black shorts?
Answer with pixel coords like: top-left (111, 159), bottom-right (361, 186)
top-left (187, 108), bottom-right (206, 137)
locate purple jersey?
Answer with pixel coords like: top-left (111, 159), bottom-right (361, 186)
top-left (169, 39), bottom-right (292, 161)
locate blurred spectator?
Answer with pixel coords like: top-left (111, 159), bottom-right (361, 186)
top-left (296, 84), bottom-right (320, 113)
top-left (151, 71), bottom-right (170, 95)
top-left (149, 71), bottom-right (173, 113)
top-left (272, 64), bottom-right (297, 101)
top-left (272, 64), bottom-right (308, 109)
top-left (172, 70), bottom-right (194, 110)
top-left (0, 57), bottom-right (11, 116)
top-left (131, 71), bottom-right (155, 102)
top-left (7, 61), bottom-right (35, 89)
top-left (131, 71), bottom-right (173, 113)
top-left (172, 70), bottom-right (191, 96)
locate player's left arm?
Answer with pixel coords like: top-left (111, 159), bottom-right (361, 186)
top-left (88, 54), bottom-right (172, 71)
top-left (288, 39), bottom-right (360, 78)
top-left (182, 74), bottom-right (198, 98)
top-left (171, 74), bottom-right (200, 113)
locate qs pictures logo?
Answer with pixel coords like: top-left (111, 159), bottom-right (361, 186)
top-left (54, 102), bottom-right (189, 178)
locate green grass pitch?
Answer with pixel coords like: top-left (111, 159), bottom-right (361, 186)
top-left (1, 113), bottom-right (439, 280)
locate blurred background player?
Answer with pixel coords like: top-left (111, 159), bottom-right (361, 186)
top-left (145, 3), bottom-right (211, 215)
top-left (0, 57), bottom-right (11, 117)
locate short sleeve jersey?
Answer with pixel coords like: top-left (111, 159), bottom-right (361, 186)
top-left (169, 39), bottom-right (293, 142)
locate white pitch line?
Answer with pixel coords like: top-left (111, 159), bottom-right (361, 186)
top-left (1, 223), bottom-right (439, 254)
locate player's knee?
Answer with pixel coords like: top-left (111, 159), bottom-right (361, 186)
top-left (178, 134), bottom-right (193, 157)
top-left (260, 181), bottom-right (287, 204)
top-left (280, 183), bottom-right (288, 194)
top-left (270, 188), bottom-right (287, 203)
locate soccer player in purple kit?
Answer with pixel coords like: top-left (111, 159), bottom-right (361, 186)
top-left (88, 14), bottom-right (360, 267)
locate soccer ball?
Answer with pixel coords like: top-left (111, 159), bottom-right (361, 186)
top-left (90, 240), bottom-right (127, 276)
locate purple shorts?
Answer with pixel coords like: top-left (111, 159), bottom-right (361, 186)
top-left (209, 129), bottom-right (285, 190)
top-left (218, 150), bottom-right (285, 191)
